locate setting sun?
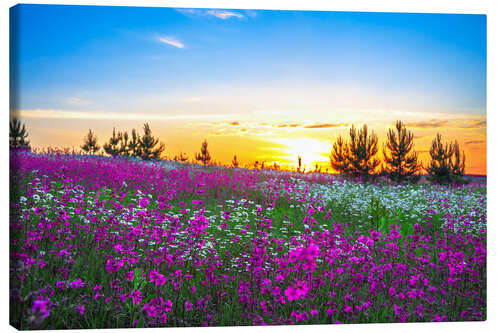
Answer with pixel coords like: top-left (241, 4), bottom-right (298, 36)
top-left (269, 137), bottom-right (332, 170)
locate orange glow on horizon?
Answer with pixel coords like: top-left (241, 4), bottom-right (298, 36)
top-left (19, 116), bottom-right (486, 176)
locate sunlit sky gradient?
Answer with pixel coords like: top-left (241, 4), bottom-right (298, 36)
top-left (10, 4), bottom-right (486, 174)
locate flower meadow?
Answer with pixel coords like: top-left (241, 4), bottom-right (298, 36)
top-left (9, 151), bottom-right (486, 329)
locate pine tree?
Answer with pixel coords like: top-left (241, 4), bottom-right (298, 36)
top-left (195, 140), bottom-right (212, 165)
top-left (80, 129), bottom-right (100, 154)
top-left (232, 155), bottom-right (239, 167)
top-left (426, 133), bottom-right (453, 184)
top-left (118, 131), bottom-right (130, 156)
top-left (330, 124), bottom-right (380, 178)
top-left (139, 123), bottom-right (165, 160)
top-left (330, 136), bottom-right (352, 174)
top-left (103, 128), bottom-right (121, 157)
top-left (128, 129), bottom-right (142, 158)
top-left (174, 152), bottom-right (189, 162)
top-left (9, 117), bottom-right (30, 149)
top-left (450, 140), bottom-right (466, 179)
top-left (383, 120), bottom-right (421, 181)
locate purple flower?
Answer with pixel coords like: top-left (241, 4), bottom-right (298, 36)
top-left (76, 304), bottom-right (85, 315)
top-left (130, 290), bottom-right (143, 305)
top-left (164, 299), bottom-right (173, 312)
top-left (32, 298), bottom-right (50, 319)
top-left (139, 197), bottom-right (150, 208)
top-left (149, 269), bottom-right (166, 287)
top-left (71, 278), bottom-right (84, 288)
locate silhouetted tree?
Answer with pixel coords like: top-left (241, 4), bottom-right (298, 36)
top-left (103, 128), bottom-right (121, 157)
top-left (9, 117), bottom-right (30, 149)
top-left (254, 161), bottom-right (259, 169)
top-left (330, 136), bottom-right (352, 174)
top-left (427, 133), bottom-right (454, 184)
top-left (117, 131), bottom-right (130, 156)
top-left (232, 155), bottom-right (239, 167)
top-left (297, 156), bottom-right (305, 173)
top-left (139, 123), bottom-right (165, 160)
top-left (80, 129), bottom-right (100, 154)
top-left (383, 120), bottom-right (421, 181)
top-left (450, 140), bottom-right (466, 179)
top-left (174, 152), bottom-right (189, 162)
top-left (195, 139), bottom-right (211, 165)
top-left (128, 129), bottom-right (142, 158)
top-left (330, 124), bottom-right (380, 178)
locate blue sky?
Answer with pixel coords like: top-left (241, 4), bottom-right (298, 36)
top-left (11, 5), bottom-right (486, 114)
top-left (9, 4), bottom-right (487, 173)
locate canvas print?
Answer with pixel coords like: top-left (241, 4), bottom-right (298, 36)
top-left (9, 4), bottom-right (486, 330)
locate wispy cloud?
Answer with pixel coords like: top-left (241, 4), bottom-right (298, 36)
top-left (304, 123), bottom-right (349, 129)
top-left (456, 119), bottom-right (486, 129)
top-left (275, 123), bottom-right (302, 128)
top-left (64, 97), bottom-right (91, 106)
top-left (406, 118), bottom-right (487, 130)
top-left (245, 10), bottom-right (258, 18)
top-left (16, 109), bottom-right (240, 121)
top-left (406, 119), bottom-right (449, 129)
top-left (465, 140), bottom-right (485, 145)
top-left (176, 8), bottom-right (245, 20)
top-left (158, 36), bottom-right (184, 48)
top-left (269, 122), bottom-right (348, 129)
top-left (206, 9), bottom-right (244, 19)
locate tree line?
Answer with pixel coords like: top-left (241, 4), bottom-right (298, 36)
top-left (79, 123), bottom-right (214, 165)
top-left (79, 124), bottom-right (165, 161)
top-left (329, 120), bottom-right (465, 184)
top-left (10, 118), bottom-right (467, 184)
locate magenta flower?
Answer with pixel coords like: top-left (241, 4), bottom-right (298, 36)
top-left (71, 278), bottom-right (84, 288)
top-left (129, 290), bottom-right (143, 305)
top-left (32, 298), bottom-right (50, 319)
top-left (164, 299), bottom-right (173, 312)
top-left (149, 269), bottom-right (166, 287)
top-left (76, 304), bottom-right (85, 315)
top-left (285, 281), bottom-right (308, 301)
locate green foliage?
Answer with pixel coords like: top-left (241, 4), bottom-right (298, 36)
top-left (450, 140), bottom-right (466, 178)
top-left (174, 152), bottom-right (189, 162)
top-left (80, 129), bottom-right (100, 154)
top-left (139, 123), bottom-right (165, 160)
top-left (117, 131), bottom-right (130, 156)
top-left (195, 140), bottom-right (211, 165)
top-left (96, 124), bottom-right (165, 160)
top-left (330, 124), bottom-right (380, 178)
top-left (127, 129), bottom-right (142, 158)
top-left (427, 133), bottom-right (466, 184)
top-left (383, 120), bottom-right (421, 181)
top-left (9, 117), bottom-right (30, 149)
top-left (103, 128), bottom-right (121, 157)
